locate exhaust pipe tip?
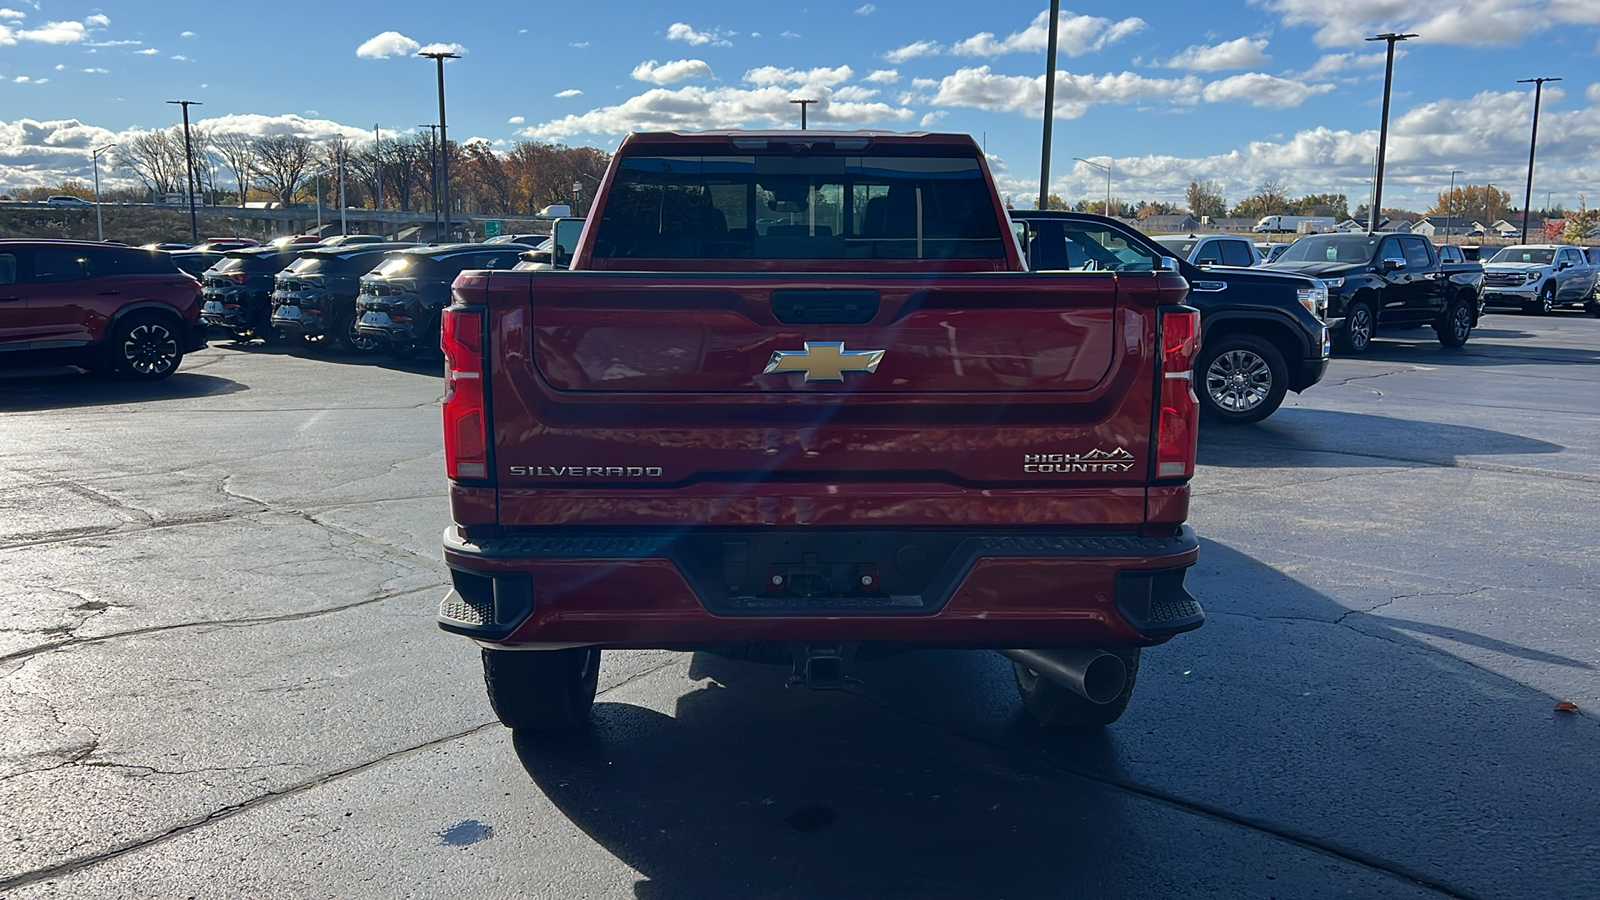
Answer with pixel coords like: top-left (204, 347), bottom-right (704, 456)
top-left (1000, 648), bottom-right (1128, 705)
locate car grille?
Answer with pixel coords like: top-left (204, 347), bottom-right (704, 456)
top-left (1484, 272), bottom-right (1524, 287)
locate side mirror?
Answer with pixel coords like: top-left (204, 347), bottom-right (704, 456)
top-left (1381, 257), bottom-right (1407, 272)
top-left (1557, 261), bottom-right (1571, 270)
top-left (552, 217), bottom-right (585, 269)
top-left (1155, 256), bottom-right (1180, 273)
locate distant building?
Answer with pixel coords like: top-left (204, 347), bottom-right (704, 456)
top-left (1137, 214), bottom-right (1199, 233)
top-left (1414, 216), bottom-right (1476, 238)
top-left (1203, 217), bottom-right (1257, 232)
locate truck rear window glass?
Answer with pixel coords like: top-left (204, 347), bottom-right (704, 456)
top-left (592, 153), bottom-right (1005, 260)
top-left (1275, 235), bottom-right (1381, 264)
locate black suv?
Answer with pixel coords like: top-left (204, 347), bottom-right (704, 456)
top-left (1010, 211), bottom-right (1329, 424)
top-left (354, 243), bottom-right (528, 358)
top-left (270, 244), bottom-right (415, 351)
top-left (200, 246), bottom-right (303, 342)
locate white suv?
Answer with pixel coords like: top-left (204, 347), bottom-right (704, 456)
top-left (1151, 234), bottom-right (1261, 267)
top-left (1482, 244), bottom-right (1598, 314)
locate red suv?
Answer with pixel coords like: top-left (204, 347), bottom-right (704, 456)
top-left (0, 240), bottom-right (206, 380)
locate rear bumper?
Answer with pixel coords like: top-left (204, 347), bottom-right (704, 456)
top-left (438, 525), bottom-right (1203, 648)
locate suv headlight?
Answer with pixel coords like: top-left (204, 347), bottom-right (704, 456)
top-left (1297, 283), bottom-right (1328, 318)
top-left (1523, 271), bottom-right (1541, 284)
top-left (1321, 276), bottom-right (1345, 289)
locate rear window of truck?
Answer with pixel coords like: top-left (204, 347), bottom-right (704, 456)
top-left (592, 152), bottom-right (1006, 261)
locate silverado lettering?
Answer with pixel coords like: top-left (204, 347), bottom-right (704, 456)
top-left (437, 129), bottom-right (1206, 736)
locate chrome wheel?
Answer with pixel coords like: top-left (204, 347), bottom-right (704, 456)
top-left (1450, 305), bottom-right (1472, 342)
top-left (1346, 305), bottom-right (1373, 351)
top-left (121, 322), bottom-right (180, 376)
top-left (1205, 349), bottom-right (1273, 413)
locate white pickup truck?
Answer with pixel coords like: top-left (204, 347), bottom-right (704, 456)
top-left (1481, 244), bottom-right (1599, 314)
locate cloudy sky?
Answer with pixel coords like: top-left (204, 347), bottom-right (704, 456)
top-left (2, 0), bottom-right (1599, 211)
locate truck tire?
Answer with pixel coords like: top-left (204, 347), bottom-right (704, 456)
top-left (482, 647), bottom-right (600, 731)
top-left (1337, 300), bottom-right (1375, 354)
top-left (1527, 283), bottom-right (1555, 315)
top-left (1435, 297), bottom-right (1474, 348)
top-left (109, 313), bottom-right (185, 381)
top-left (1197, 334), bottom-right (1288, 424)
top-left (1013, 649), bottom-right (1139, 728)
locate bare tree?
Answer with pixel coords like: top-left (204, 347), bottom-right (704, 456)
top-left (253, 134), bottom-right (315, 207)
top-left (212, 132), bottom-right (258, 207)
top-left (116, 128), bottom-right (186, 196)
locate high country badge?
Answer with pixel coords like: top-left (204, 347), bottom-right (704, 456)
top-left (1024, 448), bottom-right (1136, 473)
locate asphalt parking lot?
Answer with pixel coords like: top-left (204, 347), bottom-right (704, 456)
top-left (2, 314), bottom-right (1598, 899)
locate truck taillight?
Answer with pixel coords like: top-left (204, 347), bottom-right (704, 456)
top-left (1156, 308), bottom-right (1200, 479)
top-left (441, 306), bottom-right (487, 480)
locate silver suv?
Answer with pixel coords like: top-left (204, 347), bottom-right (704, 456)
top-left (1481, 244), bottom-right (1598, 314)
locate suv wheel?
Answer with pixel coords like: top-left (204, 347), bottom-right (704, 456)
top-left (110, 314), bottom-right (184, 380)
top-left (1527, 283), bottom-right (1555, 315)
top-left (1197, 334), bottom-right (1288, 424)
top-left (1435, 297), bottom-right (1474, 348)
top-left (334, 308), bottom-right (380, 353)
top-left (482, 647), bottom-right (600, 731)
top-left (1012, 649), bottom-right (1139, 728)
top-left (1337, 301), bottom-right (1375, 354)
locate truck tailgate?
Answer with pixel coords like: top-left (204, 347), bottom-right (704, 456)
top-left (469, 269), bottom-right (1187, 529)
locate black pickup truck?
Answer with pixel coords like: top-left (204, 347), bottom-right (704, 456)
top-left (1010, 211), bottom-right (1329, 424)
top-left (1264, 232), bottom-right (1483, 353)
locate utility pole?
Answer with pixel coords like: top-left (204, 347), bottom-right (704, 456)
top-left (1446, 169), bottom-right (1462, 245)
top-left (166, 99), bottom-right (202, 244)
top-left (419, 50), bottom-right (459, 240)
top-left (788, 98), bottom-right (817, 130)
top-left (420, 124), bottom-right (440, 239)
top-left (1038, 0), bottom-right (1060, 211)
top-left (1074, 157), bottom-right (1111, 216)
top-left (92, 143), bottom-right (115, 242)
top-left (373, 124), bottom-right (384, 228)
top-left (337, 140), bottom-right (347, 236)
top-left (1518, 76), bottom-right (1561, 243)
top-left (1364, 32), bottom-right (1416, 234)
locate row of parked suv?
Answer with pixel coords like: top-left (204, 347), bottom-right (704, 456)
top-left (0, 234), bottom-right (549, 381)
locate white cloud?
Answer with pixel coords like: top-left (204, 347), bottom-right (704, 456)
top-left (920, 111), bottom-right (947, 127)
top-left (53, 64), bottom-right (63, 70)
top-left (884, 40), bottom-right (940, 63)
top-left (1588, 83), bottom-right (1600, 103)
top-left (356, 31), bottom-right (419, 58)
top-left (13, 76), bottom-right (29, 83)
top-left (521, 84), bottom-right (913, 141)
top-left (1297, 50), bottom-right (1390, 79)
top-left (0, 9), bottom-right (24, 20)
top-left (865, 69), bottom-right (899, 84)
top-left (951, 10), bottom-right (1146, 57)
top-left (418, 42), bottom-right (467, 56)
top-left (508, 116), bottom-right (525, 124)
top-left (1163, 37), bottom-right (1271, 71)
top-left (833, 85), bottom-right (879, 102)
top-left (83, 68), bottom-right (108, 74)
top-left (1257, 0), bottom-right (1600, 48)
top-left (193, 113), bottom-right (373, 143)
top-left (632, 58), bottom-right (714, 85)
top-left (85, 14), bottom-right (109, 27)
top-left (135, 47), bottom-right (158, 55)
top-left (180, 30), bottom-right (195, 38)
top-left (930, 66), bottom-right (1203, 118)
top-left (1202, 73), bottom-right (1334, 108)
top-left (667, 22), bottom-right (732, 48)
top-left (570, 41), bottom-right (590, 49)
top-left (744, 65), bottom-right (853, 87)
top-left (855, 4), bottom-right (876, 14)
top-left (170, 55), bottom-right (189, 61)
top-left (781, 30), bottom-right (800, 39)
top-left (555, 89), bottom-right (583, 98)
top-left (14, 20), bottom-right (87, 43)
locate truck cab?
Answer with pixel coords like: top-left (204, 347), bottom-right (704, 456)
top-left (1151, 233), bottom-right (1261, 267)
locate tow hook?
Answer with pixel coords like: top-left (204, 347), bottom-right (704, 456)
top-left (787, 643), bottom-right (854, 691)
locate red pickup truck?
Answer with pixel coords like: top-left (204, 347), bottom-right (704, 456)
top-left (437, 130), bottom-right (1204, 731)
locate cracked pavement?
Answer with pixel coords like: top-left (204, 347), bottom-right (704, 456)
top-left (1, 317), bottom-right (1598, 898)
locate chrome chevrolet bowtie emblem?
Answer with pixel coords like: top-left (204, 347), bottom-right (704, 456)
top-left (764, 341), bottom-right (886, 382)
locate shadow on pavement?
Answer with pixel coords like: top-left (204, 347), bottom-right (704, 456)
top-left (207, 338), bottom-right (444, 377)
top-left (1198, 407), bottom-right (1563, 468)
top-left (0, 368), bottom-right (245, 412)
top-left (508, 537), bottom-right (1599, 900)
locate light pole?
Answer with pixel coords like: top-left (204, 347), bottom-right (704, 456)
top-left (789, 98), bottom-right (817, 130)
top-left (1446, 169), bottom-right (1462, 244)
top-left (373, 125), bottom-right (384, 216)
top-left (1545, 190), bottom-right (1555, 219)
top-left (419, 50), bottom-right (459, 240)
top-left (335, 140), bottom-right (347, 236)
top-left (1038, 0), bottom-right (1061, 211)
top-left (420, 124), bottom-right (440, 238)
top-left (1364, 32), bottom-right (1416, 235)
top-left (166, 99), bottom-right (203, 244)
top-left (1074, 157), bottom-right (1111, 216)
top-left (92, 143), bottom-right (115, 242)
top-left (314, 170), bottom-right (325, 235)
top-left (1516, 77), bottom-right (1560, 243)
